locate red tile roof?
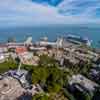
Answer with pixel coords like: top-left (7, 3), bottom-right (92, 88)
top-left (16, 47), bottom-right (27, 54)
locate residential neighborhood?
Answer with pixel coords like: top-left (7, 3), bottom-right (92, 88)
top-left (0, 36), bottom-right (100, 100)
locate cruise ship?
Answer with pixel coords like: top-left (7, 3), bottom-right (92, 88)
top-left (66, 34), bottom-right (92, 46)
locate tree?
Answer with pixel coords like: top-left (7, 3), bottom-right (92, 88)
top-left (32, 93), bottom-right (49, 100)
top-left (83, 92), bottom-right (91, 100)
top-left (32, 67), bottom-right (48, 84)
top-left (63, 89), bottom-right (76, 100)
top-left (39, 55), bottom-right (56, 67)
top-left (47, 82), bottom-right (61, 93)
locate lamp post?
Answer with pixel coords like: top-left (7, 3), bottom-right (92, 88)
top-left (16, 56), bottom-right (22, 75)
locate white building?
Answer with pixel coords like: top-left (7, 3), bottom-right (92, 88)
top-left (69, 74), bottom-right (99, 92)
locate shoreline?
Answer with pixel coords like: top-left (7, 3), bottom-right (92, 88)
top-left (0, 35), bottom-right (99, 49)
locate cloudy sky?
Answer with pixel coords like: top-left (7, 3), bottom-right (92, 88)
top-left (0, 0), bottom-right (100, 27)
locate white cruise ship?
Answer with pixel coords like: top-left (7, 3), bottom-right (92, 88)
top-left (66, 34), bottom-right (92, 46)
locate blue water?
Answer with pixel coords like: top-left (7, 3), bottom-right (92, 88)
top-left (0, 26), bottom-right (100, 48)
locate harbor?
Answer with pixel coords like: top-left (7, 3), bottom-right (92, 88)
top-left (0, 26), bottom-right (100, 48)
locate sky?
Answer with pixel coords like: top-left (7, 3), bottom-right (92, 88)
top-left (0, 0), bottom-right (100, 27)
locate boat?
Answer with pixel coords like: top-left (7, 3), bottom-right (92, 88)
top-left (66, 34), bottom-right (92, 46)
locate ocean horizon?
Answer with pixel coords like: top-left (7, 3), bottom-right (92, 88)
top-left (0, 26), bottom-right (100, 48)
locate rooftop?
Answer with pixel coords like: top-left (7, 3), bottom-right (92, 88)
top-left (0, 76), bottom-right (25, 100)
top-left (69, 74), bottom-right (99, 92)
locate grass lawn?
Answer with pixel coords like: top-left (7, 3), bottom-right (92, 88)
top-left (0, 58), bottom-right (17, 73)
